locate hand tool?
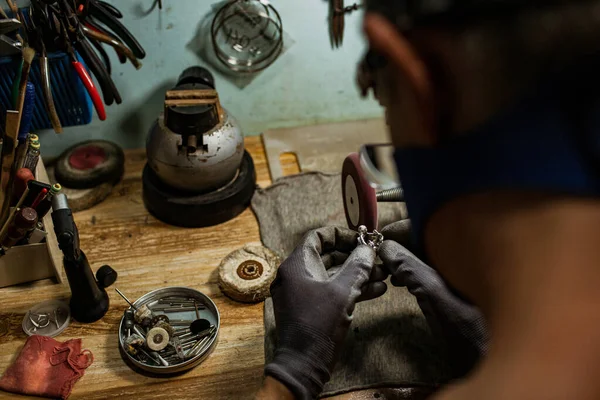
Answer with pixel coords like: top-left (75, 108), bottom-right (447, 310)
top-left (79, 0), bottom-right (146, 59)
top-left (12, 168), bottom-right (34, 203)
top-left (124, 309), bottom-right (134, 337)
top-left (23, 221), bottom-right (47, 244)
top-left (35, 183), bottom-right (61, 219)
top-left (57, 0), bottom-right (121, 106)
top-left (58, 22), bottom-right (106, 120)
top-left (146, 326), bottom-right (170, 351)
top-left (190, 299), bottom-right (210, 334)
top-left (330, 1), bottom-right (361, 48)
top-left (0, 18), bottom-right (22, 56)
top-left (86, 27), bottom-right (112, 74)
top-left (96, 1), bottom-right (123, 19)
top-left (81, 24), bottom-right (142, 69)
top-left (1, 207), bottom-right (37, 249)
top-left (52, 193), bottom-right (117, 322)
top-left (0, 111), bottom-right (21, 226)
top-left (29, 2), bottom-right (63, 133)
top-left (14, 83), bottom-right (36, 170)
top-left (22, 141), bottom-right (40, 173)
top-left (185, 326), bottom-right (216, 358)
top-left (30, 187), bottom-right (48, 209)
top-left (84, 19), bottom-right (127, 65)
top-left (17, 82), bottom-right (35, 139)
top-left (21, 180), bottom-right (51, 208)
top-left (115, 288), bottom-right (138, 310)
top-left (132, 325), bottom-right (169, 366)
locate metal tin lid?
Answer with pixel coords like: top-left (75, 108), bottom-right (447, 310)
top-left (22, 300), bottom-right (71, 337)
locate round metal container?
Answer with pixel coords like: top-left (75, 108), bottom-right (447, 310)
top-left (118, 287), bottom-right (220, 374)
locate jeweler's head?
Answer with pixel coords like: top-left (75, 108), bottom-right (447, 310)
top-left (359, 0), bottom-right (600, 146)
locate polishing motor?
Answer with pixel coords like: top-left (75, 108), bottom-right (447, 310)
top-left (143, 67), bottom-right (256, 227)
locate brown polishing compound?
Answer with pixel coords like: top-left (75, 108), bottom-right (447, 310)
top-left (218, 245), bottom-right (279, 303)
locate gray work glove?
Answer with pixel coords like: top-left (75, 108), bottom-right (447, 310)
top-left (265, 226), bottom-right (384, 399)
top-left (380, 221), bottom-right (489, 378)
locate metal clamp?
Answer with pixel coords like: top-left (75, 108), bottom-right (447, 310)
top-left (357, 225), bottom-right (384, 251)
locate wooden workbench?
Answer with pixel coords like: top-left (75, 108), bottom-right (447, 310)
top-left (0, 136), bottom-right (429, 400)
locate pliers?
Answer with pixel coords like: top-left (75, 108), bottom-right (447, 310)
top-left (59, 21), bottom-right (106, 120)
top-left (28, 1), bottom-right (63, 132)
top-left (56, 0), bottom-right (122, 106)
top-left (0, 18), bottom-right (22, 56)
top-left (77, 0), bottom-right (146, 59)
top-left (330, 1), bottom-right (362, 48)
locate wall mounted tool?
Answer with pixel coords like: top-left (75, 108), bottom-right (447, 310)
top-left (143, 66), bottom-right (256, 227)
top-left (330, 1), bottom-right (362, 48)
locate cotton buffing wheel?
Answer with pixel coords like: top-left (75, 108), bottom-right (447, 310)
top-left (147, 327), bottom-right (170, 351)
top-left (218, 245), bottom-right (280, 303)
top-left (342, 152), bottom-right (378, 231)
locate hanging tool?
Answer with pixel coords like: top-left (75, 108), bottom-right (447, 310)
top-left (0, 18), bottom-right (22, 56)
top-left (14, 82), bottom-right (36, 169)
top-left (77, 0), bottom-right (146, 59)
top-left (28, 2), bottom-right (63, 133)
top-left (0, 111), bottom-right (21, 227)
top-left (56, 0), bottom-right (121, 106)
top-left (330, 1), bottom-right (362, 48)
top-left (59, 22), bottom-right (106, 120)
top-left (84, 19), bottom-right (127, 65)
top-left (81, 25), bottom-right (142, 69)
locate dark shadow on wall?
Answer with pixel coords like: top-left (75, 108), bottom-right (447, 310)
top-left (118, 79), bottom-right (176, 149)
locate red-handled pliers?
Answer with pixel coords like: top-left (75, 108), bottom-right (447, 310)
top-left (71, 60), bottom-right (106, 120)
top-left (60, 22), bottom-right (106, 121)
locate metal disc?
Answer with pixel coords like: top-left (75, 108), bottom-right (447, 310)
top-left (342, 153), bottom-right (378, 231)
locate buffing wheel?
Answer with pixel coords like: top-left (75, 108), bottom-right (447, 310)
top-left (146, 327), bottom-right (169, 351)
top-left (342, 152), bottom-right (378, 231)
top-left (54, 140), bottom-right (125, 189)
top-left (218, 245), bottom-right (279, 303)
top-left (142, 150), bottom-right (256, 228)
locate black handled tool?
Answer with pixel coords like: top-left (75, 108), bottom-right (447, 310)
top-left (52, 193), bottom-right (117, 322)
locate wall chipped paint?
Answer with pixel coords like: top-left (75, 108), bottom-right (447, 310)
top-left (21, 0), bottom-right (382, 156)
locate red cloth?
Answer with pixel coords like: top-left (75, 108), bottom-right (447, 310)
top-left (0, 335), bottom-right (93, 399)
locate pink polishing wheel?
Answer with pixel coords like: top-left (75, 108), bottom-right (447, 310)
top-left (342, 152), bottom-right (378, 231)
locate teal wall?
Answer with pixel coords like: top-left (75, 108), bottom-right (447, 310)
top-left (23, 0), bottom-right (382, 157)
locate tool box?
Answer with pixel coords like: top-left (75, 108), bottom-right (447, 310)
top-left (0, 52), bottom-right (93, 132)
top-left (0, 159), bottom-right (65, 288)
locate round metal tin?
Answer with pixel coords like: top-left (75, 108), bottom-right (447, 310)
top-left (118, 287), bottom-right (220, 374)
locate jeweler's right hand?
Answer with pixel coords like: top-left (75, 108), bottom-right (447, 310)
top-left (265, 226), bottom-right (378, 399)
